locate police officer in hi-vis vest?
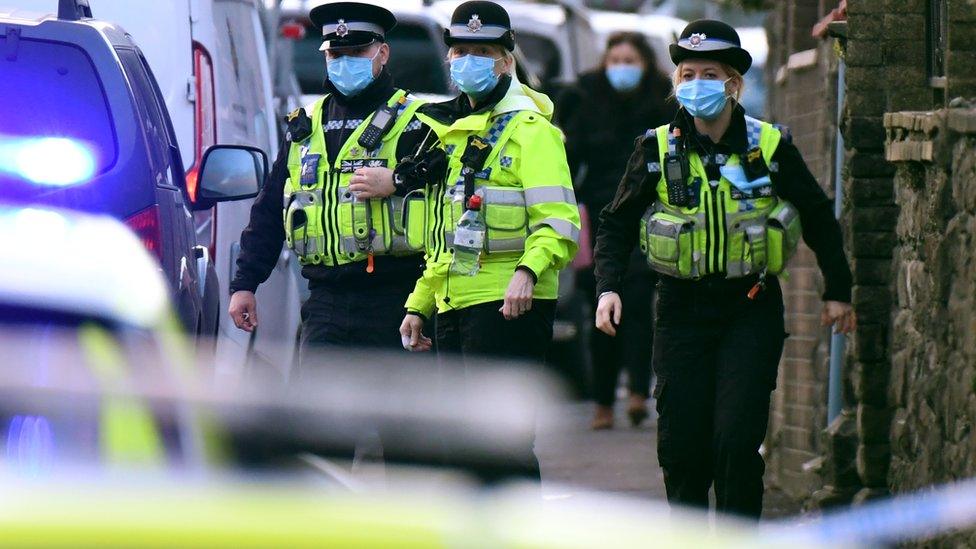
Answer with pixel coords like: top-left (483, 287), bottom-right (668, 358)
top-left (229, 2), bottom-right (428, 360)
top-left (594, 20), bottom-right (856, 518)
top-left (397, 1), bottom-right (580, 476)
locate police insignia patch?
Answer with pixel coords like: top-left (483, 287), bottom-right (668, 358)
top-left (689, 33), bottom-right (707, 48)
top-left (336, 19), bottom-right (349, 37)
top-left (467, 14), bottom-right (482, 32)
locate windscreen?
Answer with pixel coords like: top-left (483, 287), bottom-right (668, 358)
top-left (0, 37), bottom-right (118, 188)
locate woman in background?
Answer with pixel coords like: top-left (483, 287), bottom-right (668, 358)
top-left (558, 32), bottom-right (676, 429)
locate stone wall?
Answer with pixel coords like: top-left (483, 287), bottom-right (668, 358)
top-left (885, 107), bottom-right (976, 546)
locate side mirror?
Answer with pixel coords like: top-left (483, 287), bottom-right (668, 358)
top-left (196, 145), bottom-right (268, 207)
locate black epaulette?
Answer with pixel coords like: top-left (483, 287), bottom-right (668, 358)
top-left (284, 108), bottom-right (313, 143)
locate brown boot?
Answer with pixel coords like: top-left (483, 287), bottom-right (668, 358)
top-left (627, 394), bottom-right (649, 427)
top-left (591, 405), bottom-right (614, 430)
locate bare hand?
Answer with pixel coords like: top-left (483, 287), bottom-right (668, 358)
top-left (229, 290), bottom-right (258, 332)
top-left (500, 269), bottom-right (535, 320)
top-left (399, 314), bottom-right (432, 352)
top-left (596, 292), bottom-right (622, 337)
top-left (348, 167), bottom-right (395, 199)
top-left (821, 301), bottom-right (857, 335)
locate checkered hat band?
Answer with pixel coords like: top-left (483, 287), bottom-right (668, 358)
top-left (744, 116), bottom-right (763, 150)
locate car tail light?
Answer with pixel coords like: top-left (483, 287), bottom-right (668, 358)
top-left (187, 42), bottom-right (217, 203)
top-left (280, 21), bottom-right (306, 40)
top-left (125, 206), bottom-right (163, 262)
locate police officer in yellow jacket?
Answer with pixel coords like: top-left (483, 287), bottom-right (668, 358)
top-left (397, 2), bottom-right (579, 475)
top-left (229, 3), bottom-right (429, 359)
top-left (594, 20), bottom-right (856, 518)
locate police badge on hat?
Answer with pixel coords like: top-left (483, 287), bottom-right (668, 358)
top-left (335, 19), bottom-right (349, 37)
top-left (688, 33), bottom-right (706, 48)
top-left (467, 14), bottom-right (482, 32)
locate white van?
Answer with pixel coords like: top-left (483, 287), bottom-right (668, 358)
top-left (11, 0), bottom-right (305, 378)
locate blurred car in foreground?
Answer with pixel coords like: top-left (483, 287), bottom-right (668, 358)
top-left (0, 327), bottom-right (839, 548)
top-left (0, 3), bottom-right (266, 341)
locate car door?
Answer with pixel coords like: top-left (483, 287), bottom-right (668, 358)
top-left (117, 47), bottom-right (203, 335)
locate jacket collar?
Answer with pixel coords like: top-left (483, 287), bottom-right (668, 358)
top-left (419, 73), bottom-right (553, 134)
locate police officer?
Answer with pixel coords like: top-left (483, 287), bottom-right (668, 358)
top-left (397, 1), bottom-right (580, 476)
top-left (594, 20), bottom-right (856, 518)
top-left (229, 2), bottom-right (428, 360)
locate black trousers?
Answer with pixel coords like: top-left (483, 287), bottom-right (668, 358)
top-left (298, 282), bottom-right (412, 366)
top-left (652, 275), bottom-right (787, 519)
top-left (435, 299), bottom-right (556, 482)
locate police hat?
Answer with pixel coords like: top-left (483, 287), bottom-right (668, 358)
top-left (669, 19), bottom-right (752, 75)
top-left (309, 1), bottom-right (397, 51)
top-left (444, 1), bottom-right (515, 52)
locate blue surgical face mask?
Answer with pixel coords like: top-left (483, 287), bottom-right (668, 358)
top-left (450, 54), bottom-right (501, 98)
top-left (605, 64), bottom-right (643, 92)
top-left (675, 78), bottom-right (730, 120)
top-left (327, 50), bottom-right (379, 97)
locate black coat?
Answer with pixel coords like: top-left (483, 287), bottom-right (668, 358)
top-left (557, 69), bottom-right (677, 214)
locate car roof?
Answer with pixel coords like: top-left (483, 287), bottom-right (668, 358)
top-left (0, 5), bottom-right (138, 49)
top-left (0, 205), bottom-right (171, 329)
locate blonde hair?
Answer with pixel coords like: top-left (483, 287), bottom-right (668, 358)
top-left (670, 61), bottom-right (746, 103)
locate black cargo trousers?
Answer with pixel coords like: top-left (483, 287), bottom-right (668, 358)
top-left (652, 274), bottom-right (787, 519)
top-left (435, 299), bottom-right (556, 483)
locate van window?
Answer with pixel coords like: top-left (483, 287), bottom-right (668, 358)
top-left (0, 38), bottom-right (118, 178)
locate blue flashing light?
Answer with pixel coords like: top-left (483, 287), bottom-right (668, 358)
top-left (0, 136), bottom-right (97, 187)
top-left (6, 415), bottom-right (55, 475)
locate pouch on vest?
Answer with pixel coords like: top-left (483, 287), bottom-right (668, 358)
top-left (726, 217), bottom-right (768, 278)
top-left (482, 186), bottom-right (527, 253)
top-left (402, 189), bottom-right (427, 251)
top-left (639, 210), bottom-right (697, 278)
top-left (765, 201), bottom-right (802, 275)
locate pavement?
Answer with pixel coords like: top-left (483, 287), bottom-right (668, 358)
top-left (536, 399), bottom-right (802, 520)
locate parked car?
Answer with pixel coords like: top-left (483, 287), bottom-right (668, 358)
top-left (0, 3), bottom-right (267, 341)
top-left (3, 0), bottom-right (306, 376)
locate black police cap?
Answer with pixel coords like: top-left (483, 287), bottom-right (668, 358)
top-left (310, 1), bottom-right (397, 51)
top-left (669, 19), bottom-right (752, 75)
top-left (444, 0), bottom-right (515, 52)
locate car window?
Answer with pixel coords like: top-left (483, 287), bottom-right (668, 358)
top-left (516, 33), bottom-right (562, 84)
top-left (292, 19), bottom-right (449, 96)
top-left (117, 48), bottom-right (171, 175)
top-left (0, 37), bottom-right (118, 179)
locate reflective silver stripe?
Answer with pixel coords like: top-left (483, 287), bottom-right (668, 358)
top-left (482, 188), bottom-right (525, 206)
top-left (448, 24), bottom-right (508, 39)
top-left (488, 237), bottom-right (525, 252)
top-left (676, 37), bottom-right (739, 52)
top-left (524, 185), bottom-right (576, 207)
top-left (322, 21), bottom-right (385, 36)
top-left (531, 218), bottom-right (580, 242)
top-left (647, 162), bottom-right (661, 172)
